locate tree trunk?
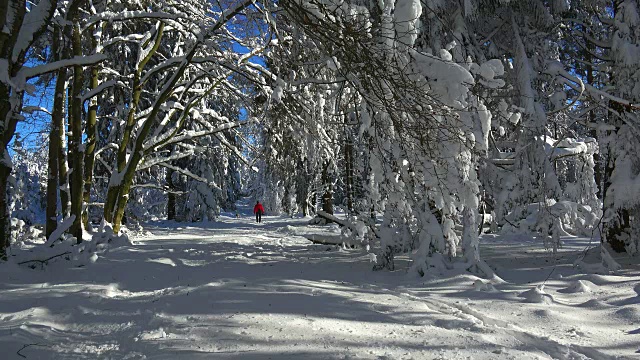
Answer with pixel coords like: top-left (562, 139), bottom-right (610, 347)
top-left (580, 24), bottom-right (602, 198)
top-left (0, 154), bottom-right (10, 260)
top-left (0, 0), bottom-right (25, 256)
top-left (68, 20), bottom-right (85, 243)
top-left (344, 137), bottom-right (354, 213)
top-left (604, 209), bottom-right (629, 253)
top-left (167, 167), bottom-right (176, 220)
top-left (58, 104), bottom-right (70, 217)
top-left (601, 123), bottom-right (628, 253)
top-left (82, 27), bottom-right (100, 228)
top-left (321, 160), bottom-right (333, 215)
top-left (45, 28), bottom-right (66, 239)
top-left (600, 2), bottom-right (639, 253)
top-left (462, 206), bottom-right (479, 264)
top-left (0, 81), bottom-right (9, 257)
top-left (112, 157), bottom-right (138, 232)
top-left (296, 158), bottom-right (309, 217)
top-left (57, 24), bottom-right (71, 218)
top-left (0, 83), bottom-right (24, 258)
top-left (0, 0), bottom-right (60, 256)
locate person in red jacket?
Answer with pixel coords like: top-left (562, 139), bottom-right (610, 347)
top-left (253, 201), bottom-right (265, 223)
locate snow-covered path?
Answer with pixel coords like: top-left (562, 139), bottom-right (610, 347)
top-left (1, 211), bottom-right (638, 359)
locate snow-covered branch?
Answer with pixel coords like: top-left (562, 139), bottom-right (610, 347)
top-left (80, 80), bottom-right (121, 102)
top-left (157, 162), bottom-right (222, 191)
top-left (82, 11), bottom-right (185, 32)
top-left (12, 54), bottom-right (107, 89)
top-left (148, 120), bottom-right (251, 150)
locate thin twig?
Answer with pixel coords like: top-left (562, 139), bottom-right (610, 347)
top-left (18, 252), bottom-right (71, 265)
top-left (17, 343), bottom-right (48, 358)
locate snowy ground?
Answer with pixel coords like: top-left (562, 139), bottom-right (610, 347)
top-left (1, 207), bottom-right (639, 359)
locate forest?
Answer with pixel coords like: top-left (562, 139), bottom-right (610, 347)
top-left (0, 0), bottom-right (639, 358)
top-left (3, 0), bottom-right (638, 270)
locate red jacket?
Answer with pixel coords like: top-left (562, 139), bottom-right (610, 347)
top-left (253, 203), bottom-right (265, 214)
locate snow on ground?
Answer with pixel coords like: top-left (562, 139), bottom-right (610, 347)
top-left (0, 207), bottom-right (638, 359)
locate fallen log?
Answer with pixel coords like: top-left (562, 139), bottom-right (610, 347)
top-left (313, 210), bottom-right (349, 227)
top-left (315, 210), bottom-right (381, 239)
top-left (303, 234), bottom-right (359, 249)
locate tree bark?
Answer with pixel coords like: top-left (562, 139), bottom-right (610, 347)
top-left (0, 150), bottom-right (11, 260)
top-left (344, 137), bottom-right (354, 213)
top-left (0, 0), bottom-right (28, 257)
top-left (0, 87), bottom-right (25, 258)
top-left (46, 28), bottom-right (66, 239)
top-left (68, 19), bottom-right (85, 242)
top-left (321, 160), bottom-right (333, 215)
top-left (600, 2), bottom-right (637, 253)
top-left (579, 24), bottom-right (602, 198)
top-left (58, 100), bottom-right (70, 218)
top-left (167, 167), bottom-right (176, 220)
top-left (601, 119), bottom-right (629, 253)
top-left (82, 25), bottom-right (101, 228)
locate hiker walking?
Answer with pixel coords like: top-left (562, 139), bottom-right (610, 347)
top-left (253, 201), bottom-right (265, 223)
